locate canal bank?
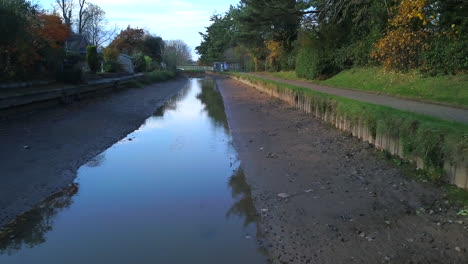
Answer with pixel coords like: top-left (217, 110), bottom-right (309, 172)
top-left (0, 77), bottom-right (188, 229)
top-left (215, 75), bottom-right (468, 263)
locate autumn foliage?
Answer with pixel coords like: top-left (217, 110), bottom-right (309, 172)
top-left (372, 0), bottom-right (430, 70)
top-left (1, 0), bottom-right (70, 80)
top-left (109, 26), bottom-right (145, 55)
top-left (35, 13), bottom-right (70, 49)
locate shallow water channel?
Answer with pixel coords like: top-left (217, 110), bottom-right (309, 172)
top-left (0, 78), bottom-right (266, 263)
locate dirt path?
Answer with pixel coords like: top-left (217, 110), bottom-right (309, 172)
top-left (216, 76), bottom-right (468, 263)
top-left (0, 77), bottom-right (188, 228)
top-left (246, 73), bottom-right (468, 124)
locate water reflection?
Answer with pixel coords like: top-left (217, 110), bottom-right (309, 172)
top-left (0, 184), bottom-right (78, 255)
top-left (153, 85), bottom-right (191, 117)
top-left (227, 168), bottom-right (259, 227)
top-left (0, 78), bottom-right (265, 263)
top-left (197, 79), bottom-right (229, 130)
top-left (86, 153), bottom-right (106, 167)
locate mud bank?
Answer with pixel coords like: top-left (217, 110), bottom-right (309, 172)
top-left (216, 76), bottom-right (468, 263)
top-left (0, 77), bottom-right (189, 228)
top-left (231, 74), bottom-right (467, 189)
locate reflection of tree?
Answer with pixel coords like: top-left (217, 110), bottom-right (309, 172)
top-left (0, 184), bottom-right (79, 255)
top-left (153, 85), bottom-right (191, 117)
top-left (196, 79), bottom-right (229, 131)
top-left (86, 153), bottom-right (106, 167)
top-left (227, 168), bottom-right (271, 260)
top-left (226, 168), bottom-right (258, 227)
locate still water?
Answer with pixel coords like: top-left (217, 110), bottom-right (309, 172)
top-left (0, 79), bottom-right (266, 263)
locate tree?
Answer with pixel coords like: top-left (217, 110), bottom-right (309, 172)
top-left (109, 26), bottom-right (145, 55)
top-left (36, 13), bottom-right (70, 49)
top-left (196, 8), bottom-right (239, 65)
top-left (240, 0), bottom-right (304, 48)
top-left (77, 0), bottom-right (90, 34)
top-left (55, 0), bottom-right (73, 30)
top-left (164, 39), bottom-right (192, 66)
top-left (165, 39), bottom-right (192, 65)
top-left (1, 1), bottom-right (70, 80)
top-left (143, 35), bottom-right (164, 62)
top-left (1, 0), bottom-right (39, 79)
top-left (82, 4), bottom-right (116, 48)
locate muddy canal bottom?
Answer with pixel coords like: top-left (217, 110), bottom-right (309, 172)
top-left (0, 79), bottom-right (266, 263)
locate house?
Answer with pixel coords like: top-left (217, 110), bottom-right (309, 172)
top-left (118, 54), bottom-right (134, 74)
top-left (65, 34), bottom-right (90, 55)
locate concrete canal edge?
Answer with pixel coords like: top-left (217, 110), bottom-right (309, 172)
top-left (0, 74), bottom-right (144, 117)
top-left (229, 74), bottom-right (468, 190)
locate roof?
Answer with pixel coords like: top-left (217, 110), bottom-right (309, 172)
top-left (65, 34), bottom-right (90, 54)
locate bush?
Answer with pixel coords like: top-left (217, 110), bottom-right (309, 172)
top-left (138, 70), bottom-right (176, 84)
top-left (57, 53), bottom-right (84, 83)
top-left (86, 46), bottom-right (99, 73)
top-left (296, 44), bottom-right (338, 80)
top-left (422, 36), bottom-right (468, 75)
top-left (62, 67), bottom-right (83, 83)
top-left (133, 53), bottom-right (146, 72)
top-left (372, 28), bottom-right (428, 71)
top-left (102, 47), bottom-right (120, 73)
top-left (144, 55), bottom-right (153, 71)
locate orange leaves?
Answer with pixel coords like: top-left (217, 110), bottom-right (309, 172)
top-left (35, 13), bottom-right (70, 49)
top-left (109, 26), bottom-right (146, 55)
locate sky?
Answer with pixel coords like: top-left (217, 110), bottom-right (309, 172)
top-left (40, 0), bottom-right (239, 59)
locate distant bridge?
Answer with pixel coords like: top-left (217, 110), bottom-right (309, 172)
top-left (177, 65), bottom-right (213, 72)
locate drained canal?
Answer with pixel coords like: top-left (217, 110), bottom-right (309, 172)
top-left (0, 78), bottom-right (266, 263)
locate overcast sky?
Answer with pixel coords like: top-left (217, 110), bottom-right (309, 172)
top-left (40, 0), bottom-right (239, 59)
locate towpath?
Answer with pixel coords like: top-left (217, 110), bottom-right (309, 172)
top-left (245, 73), bottom-right (468, 124)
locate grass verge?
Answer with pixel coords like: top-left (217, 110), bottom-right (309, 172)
top-left (265, 67), bottom-right (468, 108)
top-left (229, 72), bottom-right (468, 185)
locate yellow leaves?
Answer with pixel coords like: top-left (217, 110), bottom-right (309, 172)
top-left (374, 0), bottom-right (432, 71)
top-left (391, 0), bottom-right (429, 27)
top-left (372, 28), bottom-right (428, 71)
top-left (264, 40), bottom-right (282, 66)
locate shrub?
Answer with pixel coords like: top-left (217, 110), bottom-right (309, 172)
top-left (371, 0), bottom-right (430, 71)
top-left (86, 46), bottom-right (99, 73)
top-left (144, 55), bottom-right (153, 71)
top-left (372, 28), bottom-right (429, 71)
top-left (421, 35), bottom-right (468, 75)
top-left (296, 44), bottom-right (338, 80)
top-left (102, 47), bottom-right (120, 72)
top-left (57, 53), bottom-right (84, 83)
top-left (139, 70), bottom-right (176, 84)
top-left (133, 53), bottom-right (146, 72)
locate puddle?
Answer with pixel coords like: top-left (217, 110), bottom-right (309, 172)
top-left (0, 79), bottom-right (266, 263)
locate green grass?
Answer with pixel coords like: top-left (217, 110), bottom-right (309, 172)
top-left (230, 72), bottom-right (468, 182)
top-left (264, 67), bottom-right (468, 108)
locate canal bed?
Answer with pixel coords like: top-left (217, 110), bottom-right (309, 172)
top-left (0, 78), bottom-right (266, 264)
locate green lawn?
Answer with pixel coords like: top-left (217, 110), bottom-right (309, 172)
top-left (265, 68), bottom-right (468, 108)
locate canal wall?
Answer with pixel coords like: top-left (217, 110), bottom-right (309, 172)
top-left (230, 74), bottom-right (468, 189)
